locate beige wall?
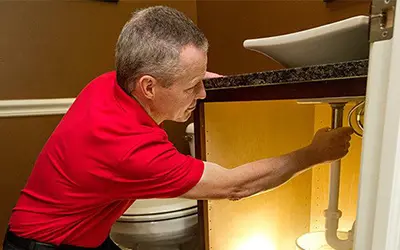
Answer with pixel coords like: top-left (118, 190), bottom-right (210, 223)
top-left (0, 0), bottom-right (197, 245)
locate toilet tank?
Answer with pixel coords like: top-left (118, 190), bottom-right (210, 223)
top-left (185, 123), bottom-right (195, 157)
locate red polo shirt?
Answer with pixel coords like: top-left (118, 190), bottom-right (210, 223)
top-left (9, 71), bottom-right (204, 248)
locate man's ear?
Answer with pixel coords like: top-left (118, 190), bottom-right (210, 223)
top-left (135, 75), bottom-right (157, 100)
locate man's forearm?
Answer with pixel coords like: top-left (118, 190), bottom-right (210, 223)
top-left (181, 127), bottom-right (352, 201)
top-left (227, 146), bottom-right (320, 200)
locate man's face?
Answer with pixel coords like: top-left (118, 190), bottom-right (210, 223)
top-left (154, 45), bottom-right (207, 122)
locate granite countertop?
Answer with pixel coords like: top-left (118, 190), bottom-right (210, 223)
top-left (203, 59), bottom-right (369, 90)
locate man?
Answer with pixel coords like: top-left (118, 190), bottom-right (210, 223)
top-left (3, 5), bottom-right (353, 250)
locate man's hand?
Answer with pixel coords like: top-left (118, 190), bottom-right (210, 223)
top-left (204, 71), bottom-right (224, 79)
top-left (308, 127), bottom-right (354, 164)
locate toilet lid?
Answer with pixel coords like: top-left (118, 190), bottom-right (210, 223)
top-left (118, 206), bottom-right (198, 222)
top-left (119, 198), bottom-right (197, 222)
top-left (124, 198), bottom-right (197, 215)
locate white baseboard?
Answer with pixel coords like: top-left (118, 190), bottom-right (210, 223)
top-left (0, 98), bottom-right (75, 117)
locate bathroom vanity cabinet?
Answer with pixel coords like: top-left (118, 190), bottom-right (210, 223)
top-left (194, 60), bottom-right (368, 250)
top-left (194, 1), bottom-right (400, 249)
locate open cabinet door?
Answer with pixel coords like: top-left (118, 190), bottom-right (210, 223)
top-left (354, 1), bottom-right (400, 249)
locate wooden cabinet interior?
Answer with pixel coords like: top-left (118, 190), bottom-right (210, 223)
top-left (202, 100), bottom-right (362, 250)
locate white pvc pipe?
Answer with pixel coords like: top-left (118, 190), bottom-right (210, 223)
top-left (328, 104), bottom-right (344, 211)
top-left (324, 104), bottom-right (353, 250)
top-left (326, 159), bottom-right (341, 213)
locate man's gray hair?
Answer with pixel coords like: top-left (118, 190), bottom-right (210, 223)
top-left (115, 6), bottom-right (209, 93)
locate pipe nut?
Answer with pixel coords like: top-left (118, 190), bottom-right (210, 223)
top-left (323, 209), bottom-right (343, 219)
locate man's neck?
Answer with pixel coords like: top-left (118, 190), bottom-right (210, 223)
top-left (131, 94), bottom-right (164, 125)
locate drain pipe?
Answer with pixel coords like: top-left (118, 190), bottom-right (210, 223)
top-left (324, 103), bottom-right (353, 250)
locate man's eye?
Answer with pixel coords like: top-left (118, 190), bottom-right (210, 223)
top-left (185, 87), bottom-right (194, 93)
top-left (186, 83), bottom-right (199, 91)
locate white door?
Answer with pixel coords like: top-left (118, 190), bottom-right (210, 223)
top-left (354, 1), bottom-right (400, 249)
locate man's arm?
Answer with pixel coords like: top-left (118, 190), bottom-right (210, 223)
top-left (181, 127), bottom-right (353, 200)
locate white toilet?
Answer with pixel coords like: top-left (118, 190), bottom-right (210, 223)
top-left (110, 123), bottom-right (199, 250)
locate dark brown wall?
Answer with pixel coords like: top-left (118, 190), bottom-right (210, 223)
top-left (0, 0), bottom-right (371, 247)
top-left (197, 0), bottom-right (370, 75)
top-left (0, 1), bottom-right (198, 99)
top-left (0, 116), bottom-right (64, 243)
top-left (0, 0), bottom-right (197, 245)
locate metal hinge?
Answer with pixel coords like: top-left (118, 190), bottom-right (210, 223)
top-left (370, 0), bottom-right (396, 42)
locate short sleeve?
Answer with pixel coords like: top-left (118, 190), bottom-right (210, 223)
top-left (113, 130), bottom-right (204, 199)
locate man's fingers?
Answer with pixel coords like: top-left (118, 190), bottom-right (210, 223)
top-left (333, 127), bottom-right (354, 135)
top-left (317, 127), bottom-right (331, 133)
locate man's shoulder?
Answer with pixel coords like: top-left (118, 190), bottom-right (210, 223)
top-left (69, 71), bottom-right (117, 108)
top-left (84, 71), bottom-right (116, 91)
top-left (94, 71), bottom-right (116, 82)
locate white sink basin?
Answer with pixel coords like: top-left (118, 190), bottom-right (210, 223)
top-left (243, 15), bottom-right (370, 68)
